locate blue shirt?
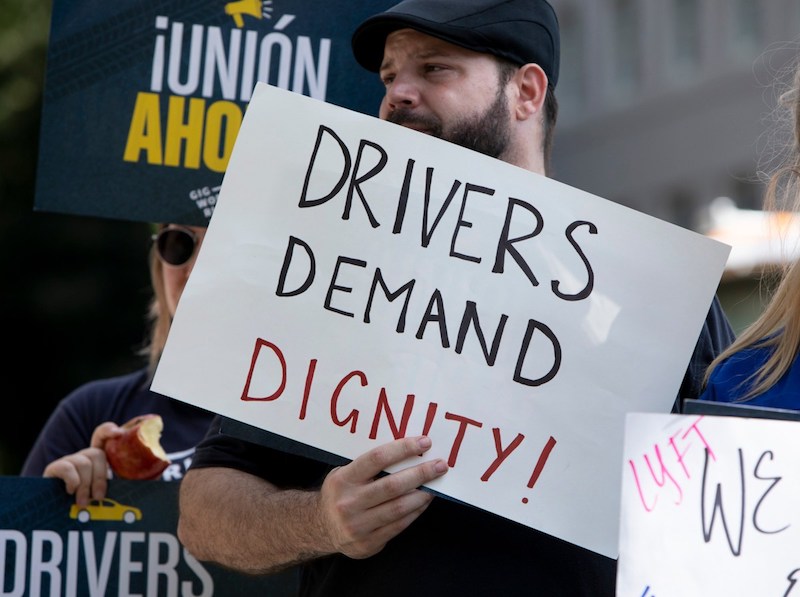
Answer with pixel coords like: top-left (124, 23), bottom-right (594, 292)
top-left (22, 368), bottom-right (215, 479)
top-left (699, 345), bottom-right (800, 409)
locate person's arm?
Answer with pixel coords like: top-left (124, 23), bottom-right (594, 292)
top-left (178, 435), bottom-right (448, 574)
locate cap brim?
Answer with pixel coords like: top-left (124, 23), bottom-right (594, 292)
top-left (352, 14), bottom-right (484, 73)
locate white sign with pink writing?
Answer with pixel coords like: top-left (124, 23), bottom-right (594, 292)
top-left (618, 412), bottom-right (800, 595)
top-left (153, 83), bottom-right (730, 559)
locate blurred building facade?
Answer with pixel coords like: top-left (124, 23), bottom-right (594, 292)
top-left (548, 0), bottom-right (800, 331)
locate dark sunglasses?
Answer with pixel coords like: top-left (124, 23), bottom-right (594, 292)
top-left (153, 227), bottom-right (198, 266)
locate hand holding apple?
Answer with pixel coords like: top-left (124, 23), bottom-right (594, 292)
top-left (104, 414), bottom-right (170, 480)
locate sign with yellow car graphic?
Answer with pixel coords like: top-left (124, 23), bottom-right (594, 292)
top-left (0, 477), bottom-right (297, 596)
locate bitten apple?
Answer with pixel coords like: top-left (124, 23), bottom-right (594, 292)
top-left (104, 414), bottom-right (170, 480)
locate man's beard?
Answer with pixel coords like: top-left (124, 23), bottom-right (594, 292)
top-left (387, 86), bottom-right (511, 159)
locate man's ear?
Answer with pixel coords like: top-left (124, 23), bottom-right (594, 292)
top-left (513, 63), bottom-right (548, 121)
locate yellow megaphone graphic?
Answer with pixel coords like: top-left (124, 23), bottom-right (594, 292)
top-left (225, 0), bottom-right (264, 28)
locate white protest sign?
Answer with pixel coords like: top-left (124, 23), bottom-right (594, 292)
top-left (618, 413), bottom-right (800, 595)
top-left (152, 82), bottom-right (730, 558)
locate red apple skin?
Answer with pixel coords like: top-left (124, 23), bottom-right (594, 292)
top-left (104, 414), bottom-right (170, 480)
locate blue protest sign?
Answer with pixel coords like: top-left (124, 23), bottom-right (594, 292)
top-left (34, 0), bottom-right (389, 225)
top-left (0, 477), bottom-right (298, 595)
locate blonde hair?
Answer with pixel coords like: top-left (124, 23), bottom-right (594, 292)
top-left (703, 55), bottom-right (800, 400)
top-left (139, 225), bottom-right (172, 379)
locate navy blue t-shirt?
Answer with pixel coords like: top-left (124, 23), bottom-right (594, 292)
top-left (22, 367), bottom-right (215, 480)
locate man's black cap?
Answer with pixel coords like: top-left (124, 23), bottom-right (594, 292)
top-left (351, 0), bottom-right (560, 87)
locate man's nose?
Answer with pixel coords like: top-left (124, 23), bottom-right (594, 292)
top-left (384, 74), bottom-right (421, 112)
